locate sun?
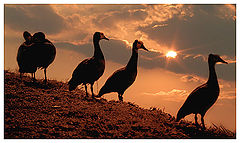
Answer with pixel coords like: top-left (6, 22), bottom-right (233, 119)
top-left (166, 51), bottom-right (177, 58)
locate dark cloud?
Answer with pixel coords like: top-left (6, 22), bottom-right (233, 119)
top-left (140, 52), bottom-right (234, 81)
top-left (180, 75), bottom-right (201, 83)
top-left (101, 39), bottom-right (131, 64)
top-left (55, 39), bottom-right (157, 69)
top-left (55, 42), bottom-right (92, 58)
top-left (55, 39), bottom-right (131, 66)
top-left (89, 5), bottom-right (145, 16)
top-left (55, 37), bottom-right (235, 81)
top-left (92, 8), bottom-right (148, 29)
top-left (54, 4), bottom-right (235, 81)
top-left (137, 5), bottom-right (235, 81)
top-left (8, 4), bottom-right (234, 81)
top-left (5, 5), bottom-right (66, 34)
top-left (139, 5), bottom-right (235, 57)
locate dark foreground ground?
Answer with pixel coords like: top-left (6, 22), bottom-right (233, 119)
top-left (4, 70), bottom-right (236, 139)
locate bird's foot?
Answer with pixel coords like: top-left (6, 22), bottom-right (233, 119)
top-left (94, 94), bottom-right (102, 98)
top-left (84, 95), bottom-right (90, 100)
top-left (43, 79), bottom-right (47, 84)
top-left (91, 93), bottom-right (97, 98)
top-left (32, 78), bottom-right (36, 83)
top-left (195, 123), bottom-right (201, 129)
top-left (118, 95), bottom-right (123, 102)
top-left (84, 96), bottom-right (99, 102)
top-left (201, 124), bottom-right (206, 131)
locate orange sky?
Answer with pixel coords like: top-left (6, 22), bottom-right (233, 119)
top-left (4, 4), bottom-right (236, 131)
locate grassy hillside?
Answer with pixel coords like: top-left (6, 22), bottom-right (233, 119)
top-left (4, 70), bottom-right (235, 139)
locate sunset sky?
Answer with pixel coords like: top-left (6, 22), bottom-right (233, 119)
top-left (4, 4), bottom-right (236, 131)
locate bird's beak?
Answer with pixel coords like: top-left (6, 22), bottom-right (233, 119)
top-left (219, 58), bottom-right (228, 64)
top-left (141, 44), bottom-right (149, 51)
top-left (103, 37), bottom-right (109, 40)
top-left (101, 35), bottom-right (109, 40)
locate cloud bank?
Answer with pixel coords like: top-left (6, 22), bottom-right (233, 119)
top-left (4, 4), bottom-right (236, 81)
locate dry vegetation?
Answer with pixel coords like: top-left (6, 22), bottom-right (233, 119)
top-left (4, 70), bottom-right (236, 139)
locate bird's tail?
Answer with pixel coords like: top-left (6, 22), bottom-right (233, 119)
top-left (176, 106), bottom-right (187, 122)
top-left (68, 78), bottom-right (78, 91)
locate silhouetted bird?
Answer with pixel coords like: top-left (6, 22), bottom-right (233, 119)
top-left (31, 32), bottom-right (56, 83)
top-left (176, 54), bottom-right (228, 129)
top-left (17, 31), bottom-right (37, 80)
top-left (96, 40), bottom-right (148, 101)
top-left (68, 32), bottom-right (109, 97)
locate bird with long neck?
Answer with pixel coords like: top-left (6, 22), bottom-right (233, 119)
top-left (126, 42), bottom-right (139, 71)
top-left (96, 40), bottom-right (148, 101)
top-left (176, 54), bottom-right (228, 130)
top-left (68, 32), bottom-right (109, 97)
top-left (93, 33), bottom-right (105, 59)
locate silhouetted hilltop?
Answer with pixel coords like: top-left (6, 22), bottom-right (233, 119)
top-left (4, 70), bottom-right (235, 139)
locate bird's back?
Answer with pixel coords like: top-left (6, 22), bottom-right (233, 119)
top-left (177, 83), bottom-right (219, 121)
top-left (31, 40), bottom-right (56, 68)
top-left (99, 67), bottom-right (137, 95)
top-left (17, 43), bottom-right (37, 73)
top-left (69, 57), bottom-right (105, 90)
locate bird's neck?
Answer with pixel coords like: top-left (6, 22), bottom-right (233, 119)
top-left (126, 48), bottom-right (138, 71)
top-left (207, 62), bottom-right (218, 85)
top-left (93, 39), bottom-right (104, 59)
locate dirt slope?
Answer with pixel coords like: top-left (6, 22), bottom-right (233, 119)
top-left (4, 70), bottom-right (235, 139)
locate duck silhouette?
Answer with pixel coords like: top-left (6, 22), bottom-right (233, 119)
top-left (17, 31), bottom-right (37, 80)
top-left (68, 32), bottom-right (109, 97)
top-left (31, 32), bottom-right (56, 83)
top-left (96, 40), bottom-right (148, 101)
top-left (176, 54), bottom-right (228, 130)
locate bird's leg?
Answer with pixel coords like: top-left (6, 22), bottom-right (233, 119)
top-left (20, 73), bottom-right (22, 80)
top-left (44, 68), bottom-right (47, 84)
top-left (118, 93), bottom-right (123, 102)
top-left (31, 73), bottom-right (34, 81)
top-left (90, 84), bottom-right (95, 98)
top-left (201, 115), bottom-right (206, 130)
top-left (84, 84), bottom-right (88, 97)
top-left (31, 73), bottom-right (36, 82)
top-left (195, 114), bottom-right (200, 127)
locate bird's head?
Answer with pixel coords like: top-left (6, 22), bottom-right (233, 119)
top-left (93, 32), bottom-right (109, 41)
top-left (32, 32), bottom-right (46, 42)
top-left (23, 31), bottom-right (32, 42)
top-left (208, 54), bottom-right (228, 65)
top-left (133, 40), bottom-right (148, 52)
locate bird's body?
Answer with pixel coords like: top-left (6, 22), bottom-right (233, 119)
top-left (17, 31), bottom-right (37, 79)
top-left (31, 39), bottom-right (56, 69)
top-left (31, 32), bottom-right (56, 83)
top-left (68, 32), bottom-right (108, 97)
top-left (97, 40), bottom-right (148, 101)
top-left (69, 57), bottom-right (105, 90)
top-left (17, 43), bottom-right (37, 73)
top-left (98, 67), bottom-right (137, 98)
top-left (176, 54), bottom-right (228, 129)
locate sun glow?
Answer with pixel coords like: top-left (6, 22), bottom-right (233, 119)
top-left (166, 51), bottom-right (177, 58)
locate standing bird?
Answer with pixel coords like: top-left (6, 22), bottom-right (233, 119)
top-left (176, 54), bottom-right (228, 129)
top-left (68, 32), bottom-right (109, 97)
top-left (17, 31), bottom-right (37, 80)
top-left (96, 40), bottom-right (148, 101)
top-left (31, 32), bottom-right (56, 83)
